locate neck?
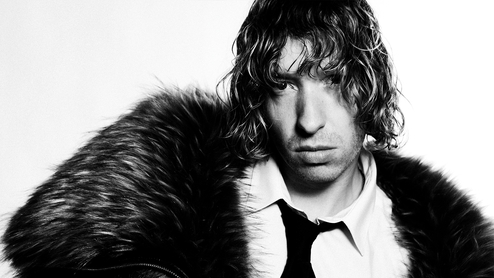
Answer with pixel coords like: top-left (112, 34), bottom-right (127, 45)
top-left (285, 160), bottom-right (364, 221)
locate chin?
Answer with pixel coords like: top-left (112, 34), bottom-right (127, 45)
top-left (294, 164), bottom-right (344, 185)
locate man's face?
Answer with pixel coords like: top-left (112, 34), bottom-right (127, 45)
top-left (266, 38), bottom-right (365, 191)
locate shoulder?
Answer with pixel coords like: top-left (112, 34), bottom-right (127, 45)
top-left (371, 150), bottom-right (494, 277)
top-left (3, 87), bottom-right (251, 277)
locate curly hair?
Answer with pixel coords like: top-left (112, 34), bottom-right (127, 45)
top-left (223, 0), bottom-right (404, 161)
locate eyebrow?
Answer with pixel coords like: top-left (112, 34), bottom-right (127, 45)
top-left (274, 69), bottom-right (300, 80)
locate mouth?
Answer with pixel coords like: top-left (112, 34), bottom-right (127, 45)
top-left (294, 146), bottom-right (335, 164)
top-left (295, 145), bottom-right (335, 152)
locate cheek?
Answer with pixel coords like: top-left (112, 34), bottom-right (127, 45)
top-left (265, 99), bottom-right (292, 141)
top-left (266, 97), bottom-right (293, 124)
top-left (264, 98), bottom-right (279, 125)
top-left (265, 100), bottom-right (277, 124)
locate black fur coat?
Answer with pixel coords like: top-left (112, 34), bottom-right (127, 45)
top-left (2, 88), bottom-right (494, 278)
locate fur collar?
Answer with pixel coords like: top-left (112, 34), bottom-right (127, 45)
top-left (3, 89), bottom-right (493, 277)
top-left (374, 151), bottom-right (494, 277)
top-left (3, 89), bottom-right (252, 278)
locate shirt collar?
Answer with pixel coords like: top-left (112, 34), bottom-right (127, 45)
top-left (244, 157), bottom-right (290, 212)
top-left (243, 149), bottom-right (378, 255)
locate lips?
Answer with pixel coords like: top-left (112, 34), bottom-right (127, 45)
top-left (295, 145), bottom-right (335, 164)
top-left (296, 145), bottom-right (334, 152)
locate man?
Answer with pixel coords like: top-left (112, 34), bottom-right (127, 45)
top-left (226, 0), bottom-right (406, 275)
top-left (2, 1), bottom-right (493, 278)
top-left (226, 0), bottom-right (493, 277)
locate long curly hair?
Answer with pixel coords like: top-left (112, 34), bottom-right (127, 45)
top-left (223, 0), bottom-right (404, 161)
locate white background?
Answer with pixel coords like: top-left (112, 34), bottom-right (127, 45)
top-left (1, 0), bottom-right (493, 276)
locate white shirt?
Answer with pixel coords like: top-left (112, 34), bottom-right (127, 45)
top-left (241, 150), bottom-right (409, 278)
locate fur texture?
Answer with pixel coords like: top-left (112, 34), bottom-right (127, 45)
top-left (374, 152), bottom-right (494, 277)
top-left (2, 89), bottom-right (494, 277)
top-left (2, 88), bottom-right (251, 278)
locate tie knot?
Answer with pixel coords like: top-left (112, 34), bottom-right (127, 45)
top-left (278, 200), bottom-right (333, 234)
top-left (278, 201), bottom-right (320, 236)
top-left (278, 200), bottom-right (333, 278)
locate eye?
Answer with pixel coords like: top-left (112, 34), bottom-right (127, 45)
top-left (275, 81), bottom-right (288, 90)
top-left (274, 80), bottom-right (297, 93)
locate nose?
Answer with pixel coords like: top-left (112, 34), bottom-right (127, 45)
top-left (296, 83), bottom-right (326, 136)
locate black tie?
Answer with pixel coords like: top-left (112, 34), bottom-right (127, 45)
top-left (278, 200), bottom-right (333, 278)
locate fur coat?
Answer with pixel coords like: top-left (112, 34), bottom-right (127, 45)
top-left (2, 88), bottom-right (494, 278)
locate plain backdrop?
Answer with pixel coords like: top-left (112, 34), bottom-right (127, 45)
top-left (1, 0), bottom-right (493, 276)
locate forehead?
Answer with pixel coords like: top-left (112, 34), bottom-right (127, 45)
top-left (278, 38), bottom-right (305, 73)
top-left (277, 37), bottom-right (332, 75)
